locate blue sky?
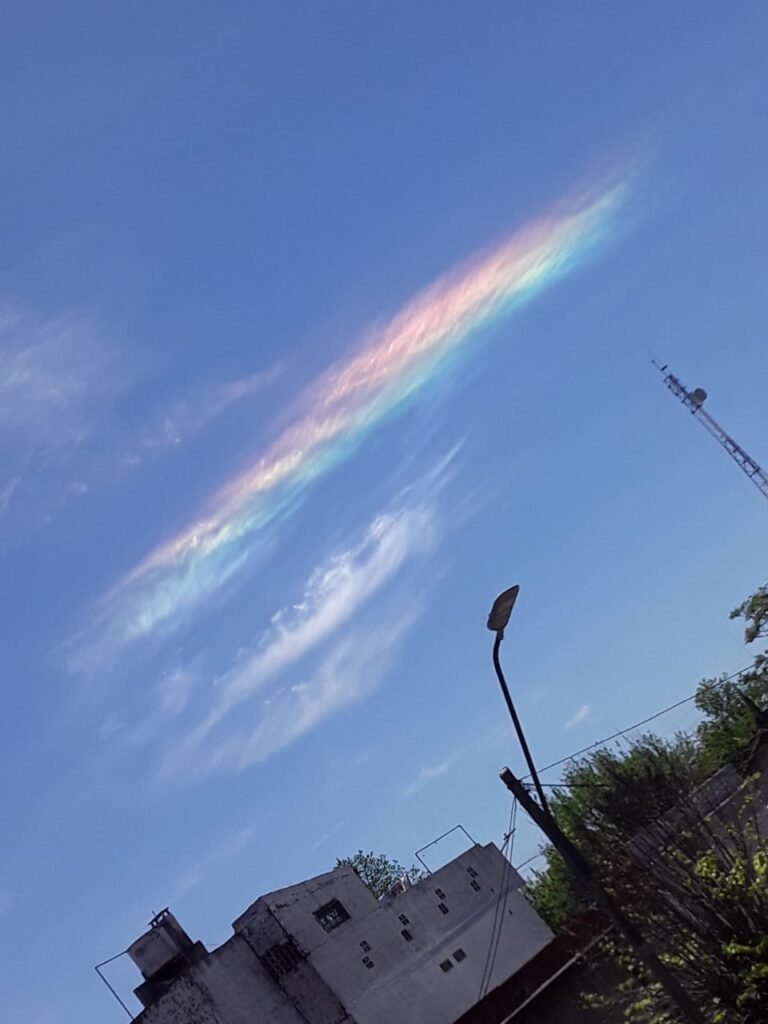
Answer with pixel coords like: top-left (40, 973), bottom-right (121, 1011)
top-left (2, 4), bottom-right (768, 1020)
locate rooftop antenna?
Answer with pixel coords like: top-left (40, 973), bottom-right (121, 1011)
top-left (653, 361), bottom-right (768, 502)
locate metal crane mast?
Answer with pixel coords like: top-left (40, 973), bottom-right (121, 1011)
top-left (653, 361), bottom-right (768, 501)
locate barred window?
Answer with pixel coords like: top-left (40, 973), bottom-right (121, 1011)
top-left (261, 940), bottom-right (303, 980)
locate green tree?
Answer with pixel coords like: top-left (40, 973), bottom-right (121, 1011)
top-left (695, 659), bottom-right (768, 774)
top-left (695, 582), bottom-right (768, 772)
top-left (527, 733), bottom-right (706, 929)
top-left (583, 798), bottom-right (768, 1024)
top-left (731, 583), bottom-right (768, 644)
top-left (335, 850), bottom-right (424, 899)
top-left (526, 585), bottom-right (768, 1020)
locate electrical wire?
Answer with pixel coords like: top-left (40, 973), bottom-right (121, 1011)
top-left (524, 662), bottom-right (756, 783)
top-left (483, 799), bottom-right (519, 996)
top-left (478, 800), bottom-right (513, 999)
top-left (511, 661), bottom-right (760, 874)
top-left (536, 782), bottom-right (613, 789)
top-left (478, 797), bottom-right (518, 1001)
top-left (514, 849), bottom-right (547, 873)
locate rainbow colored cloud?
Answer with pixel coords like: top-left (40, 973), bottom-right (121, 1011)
top-left (98, 172), bottom-right (632, 652)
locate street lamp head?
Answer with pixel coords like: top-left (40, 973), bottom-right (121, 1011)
top-left (487, 585), bottom-right (520, 633)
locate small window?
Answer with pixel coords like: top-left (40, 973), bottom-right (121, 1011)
top-left (453, 948), bottom-right (467, 963)
top-left (314, 899), bottom-right (350, 933)
top-left (398, 913), bottom-right (410, 926)
top-left (438, 902), bottom-right (449, 915)
top-left (435, 888), bottom-right (446, 899)
top-left (467, 867), bottom-right (478, 879)
top-left (401, 929), bottom-right (413, 942)
top-left (261, 940), bottom-right (303, 980)
top-left (439, 959), bottom-right (453, 973)
top-left (470, 880), bottom-right (481, 892)
top-left (360, 940), bottom-right (371, 952)
top-left (362, 956), bottom-right (375, 969)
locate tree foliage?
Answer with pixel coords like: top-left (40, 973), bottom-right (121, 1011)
top-left (527, 733), bottom-right (707, 929)
top-left (692, 581), bottom-right (768, 772)
top-left (731, 583), bottom-right (768, 645)
top-left (695, 658), bottom-right (768, 774)
top-left (335, 850), bottom-right (423, 899)
top-left (582, 790), bottom-right (768, 1024)
top-left (525, 583), bottom-right (768, 1021)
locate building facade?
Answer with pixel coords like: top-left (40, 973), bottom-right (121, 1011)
top-left (125, 843), bottom-right (553, 1024)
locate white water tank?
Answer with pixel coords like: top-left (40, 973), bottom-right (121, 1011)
top-left (127, 909), bottom-right (194, 980)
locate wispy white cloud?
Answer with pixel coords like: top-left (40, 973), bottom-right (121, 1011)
top-left (125, 664), bottom-right (201, 748)
top-left (174, 826), bottom-right (256, 899)
top-left (122, 460), bottom-right (450, 778)
top-left (564, 703), bottom-right (591, 730)
top-left (400, 758), bottom-right (457, 799)
top-left (0, 477), bottom-right (19, 516)
top-left (98, 718), bottom-right (123, 742)
top-left (0, 307), bottom-right (125, 451)
top-left (311, 819), bottom-right (346, 852)
top-left (194, 500), bottom-right (436, 741)
top-left (157, 665), bottom-right (197, 716)
top-left (142, 364), bottom-right (282, 450)
top-left (172, 616), bottom-right (417, 777)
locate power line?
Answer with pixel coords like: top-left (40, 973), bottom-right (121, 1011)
top-left (478, 797), bottom-right (517, 1001)
top-left (515, 850), bottom-right (546, 873)
top-left (481, 798), bottom-right (518, 999)
top-left (528, 662), bottom-right (756, 782)
top-left (511, 661), bottom-right (760, 873)
top-left (535, 782), bottom-right (613, 789)
top-left (483, 799), bottom-right (518, 997)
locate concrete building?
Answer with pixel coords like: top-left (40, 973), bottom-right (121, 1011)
top-left (124, 842), bottom-right (553, 1024)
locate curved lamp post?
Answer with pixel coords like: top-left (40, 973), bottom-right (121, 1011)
top-left (489, 585), bottom-right (704, 1024)
top-left (487, 585), bottom-right (551, 815)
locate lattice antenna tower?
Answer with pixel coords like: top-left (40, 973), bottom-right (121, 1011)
top-left (653, 361), bottom-right (768, 502)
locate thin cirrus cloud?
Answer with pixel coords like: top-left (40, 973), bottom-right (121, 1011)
top-left (88, 169), bottom-right (635, 660)
top-left (400, 758), bottom-right (457, 800)
top-left (157, 665), bottom-right (197, 717)
top-left (564, 703), bottom-right (592, 730)
top-left (164, 616), bottom-right (419, 778)
top-left (193, 498), bottom-right (438, 742)
top-left (141, 364), bottom-right (283, 451)
top-left (0, 307), bottom-right (126, 451)
top-left (124, 663), bottom-right (202, 749)
top-left (0, 477), bottom-right (19, 516)
top-left (174, 826), bottom-right (257, 899)
top-left (158, 482), bottom-right (440, 777)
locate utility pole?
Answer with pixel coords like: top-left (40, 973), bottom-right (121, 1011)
top-left (654, 361), bottom-right (768, 502)
top-left (500, 767), bottom-right (705, 1024)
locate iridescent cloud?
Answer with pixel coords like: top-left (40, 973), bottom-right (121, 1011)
top-left (98, 172), bottom-right (632, 651)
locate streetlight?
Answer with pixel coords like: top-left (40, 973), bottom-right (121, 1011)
top-left (488, 585), bottom-right (705, 1024)
top-left (487, 585), bottom-right (550, 814)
